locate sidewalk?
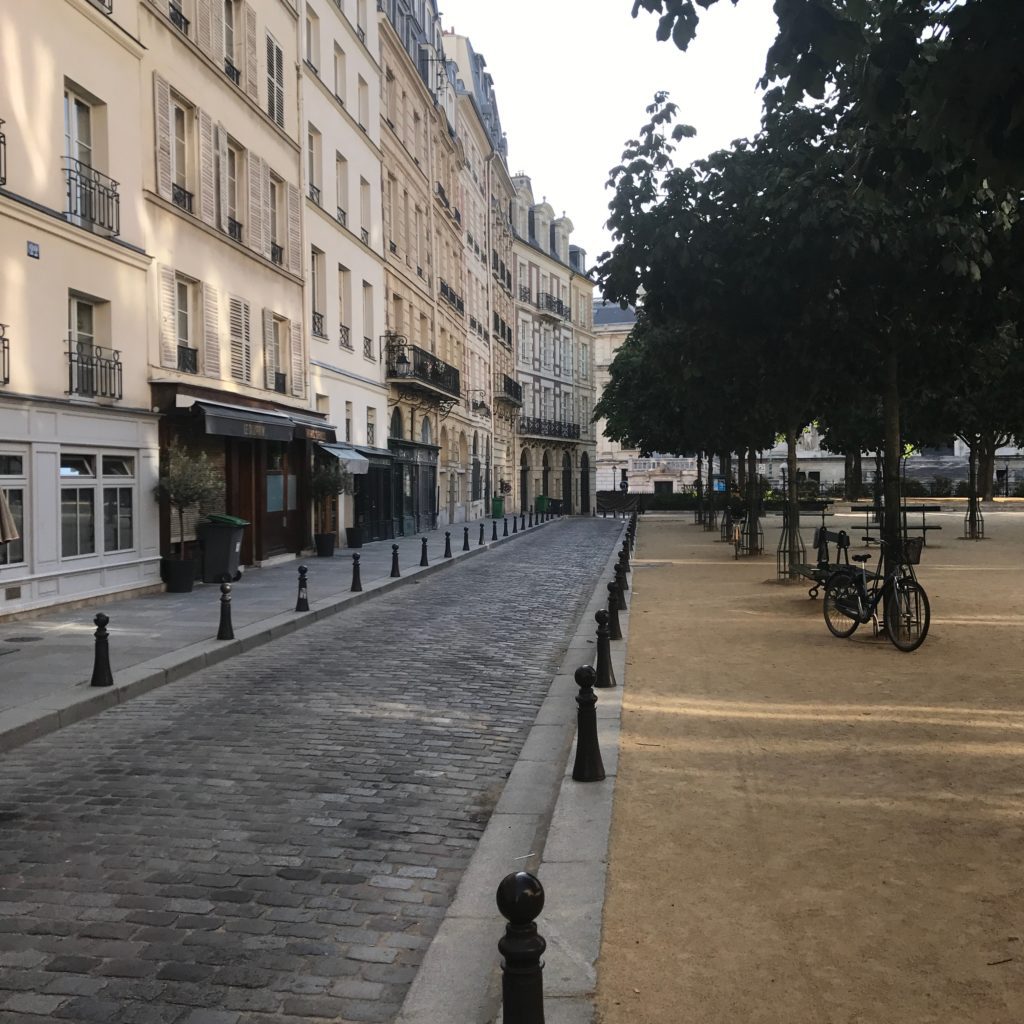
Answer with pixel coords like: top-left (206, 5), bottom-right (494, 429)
top-left (0, 512), bottom-right (557, 753)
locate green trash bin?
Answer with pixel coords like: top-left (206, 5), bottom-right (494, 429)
top-left (491, 495), bottom-right (505, 519)
top-left (197, 513), bottom-right (250, 583)
top-left (536, 495), bottom-right (548, 513)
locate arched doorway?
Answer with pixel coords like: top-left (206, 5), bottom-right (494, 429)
top-left (520, 450), bottom-right (530, 512)
top-left (390, 407), bottom-right (403, 441)
top-left (562, 452), bottom-right (573, 515)
top-left (580, 452), bottom-right (590, 514)
top-left (542, 451), bottom-right (550, 500)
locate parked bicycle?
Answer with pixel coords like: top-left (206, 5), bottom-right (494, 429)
top-left (822, 537), bottom-right (930, 652)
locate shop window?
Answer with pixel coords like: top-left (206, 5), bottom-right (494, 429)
top-left (0, 455), bottom-right (25, 567)
top-left (103, 487), bottom-right (134, 551)
top-left (61, 487), bottom-right (96, 557)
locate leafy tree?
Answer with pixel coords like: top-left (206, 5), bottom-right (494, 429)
top-left (154, 443), bottom-right (221, 560)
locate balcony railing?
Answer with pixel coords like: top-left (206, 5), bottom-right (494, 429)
top-left (363, 335), bottom-right (373, 359)
top-left (495, 373), bottom-right (523, 406)
top-left (67, 338), bottom-right (123, 400)
top-left (385, 338), bottom-right (460, 400)
top-left (168, 1), bottom-right (189, 34)
top-left (357, 24), bottom-right (366, 43)
top-left (336, 207), bottom-right (347, 227)
top-left (361, 227), bottom-right (369, 244)
top-left (88, 0), bottom-right (113, 11)
top-left (389, 240), bottom-right (397, 254)
top-left (271, 242), bottom-right (284, 266)
top-left (308, 183), bottom-right (321, 205)
top-left (228, 217), bottom-right (243, 243)
top-left (519, 416), bottom-right (580, 441)
top-left (274, 371), bottom-right (287, 394)
top-left (537, 292), bottom-right (570, 320)
top-left (519, 286), bottom-right (531, 303)
top-left (454, 207), bottom-right (462, 225)
top-left (438, 280), bottom-right (465, 315)
top-left (435, 182), bottom-right (449, 207)
top-left (0, 325), bottom-right (9, 386)
top-left (177, 345), bottom-right (198, 374)
top-left (64, 159), bottom-right (120, 236)
top-left (172, 182), bottom-right (193, 213)
top-left (224, 58), bottom-right (241, 85)
top-left (339, 323), bottom-right (352, 350)
top-left (312, 310), bottom-right (326, 338)
top-left (0, 119), bottom-right (6, 187)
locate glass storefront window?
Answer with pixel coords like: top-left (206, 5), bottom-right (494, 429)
top-left (103, 487), bottom-right (134, 551)
top-left (0, 488), bottom-right (24, 566)
top-left (61, 487), bottom-right (96, 556)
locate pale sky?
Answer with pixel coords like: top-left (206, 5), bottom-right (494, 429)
top-left (439, 0), bottom-right (778, 276)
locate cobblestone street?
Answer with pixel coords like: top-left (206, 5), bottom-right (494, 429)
top-left (0, 519), bottom-right (621, 1024)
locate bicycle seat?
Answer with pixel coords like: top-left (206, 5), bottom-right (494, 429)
top-left (852, 554), bottom-right (872, 563)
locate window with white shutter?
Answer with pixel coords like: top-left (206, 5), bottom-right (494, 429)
top-left (266, 33), bottom-right (284, 129)
top-left (202, 282), bottom-right (221, 379)
top-left (290, 320), bottom-right (304, 398)
top-left (229, 295), bottom-right (252, 383)
top-left (158, 265), bottom-right (178, 369)
top-left (243, 3), bottom-right (258, 100)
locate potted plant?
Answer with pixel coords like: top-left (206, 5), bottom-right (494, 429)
top-left (154, 442), bottom-right (221, 592)
top-left (310, 461), bottom-right (352, 556)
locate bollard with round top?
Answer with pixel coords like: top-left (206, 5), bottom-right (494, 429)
top-left (607, 581), bottom-right (623, 641)
top-left (621, 539), bottom-right (631, 573)
top-left (90, 612), bottom-right (113, 687)
top-left (594, 609), bottom-right (617, 688)
top-left (572, 664), bottom-right (606, 782)
top-left (390, 544), bottom-right (401, 578)
top-left (528, 509), bottom-right (533, 528)
top-left (512, 515), bottom-right (518, 534)
top-left (615, 561), bottom-right (629, 608)
top-left (521, 513), bottom-right (526, 531)
top-left (496, 871), bottom-right (547, 1024)
top-left (295, 565), bottom-right (310, 612)
top-left (217, 579), bottom-right (234, 640)
top-left (420, 537), bottom-right (429, 566)
top-left (492, 520), bottom-right (498, 542)
top-left (617, 552), bottom-right (630, 592)
top-left (351, 553), bottom-right (362, 592)
top-left (463, 526), bottom-right (470, 551)
top-left (444, 531), bottom-right (452, 559)
top-left (479, 521), bottom-right (485, 546)
top-left (503, 517), bottom-right (509, 537)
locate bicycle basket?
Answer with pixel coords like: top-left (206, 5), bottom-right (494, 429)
top-left (900, 537), bottom-right (924, 565)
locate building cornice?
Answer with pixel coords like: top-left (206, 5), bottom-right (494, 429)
top-left (65, 0), bottom-right (146, 57)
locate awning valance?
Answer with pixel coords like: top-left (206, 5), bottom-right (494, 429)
top-left (292, 414), bottom-right (337, 443)
top-left (193, 401), bottom-right (294, 442)
top-left (318, 443), bottom-right (370, 475)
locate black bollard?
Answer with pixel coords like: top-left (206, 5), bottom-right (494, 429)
top-left (89, 612), bottom-right (113, 687)
top-left (572, 664), bottom-right (606, 781)
top-left (444, 531), bottom-right (452, 558)
top-left (594, 609), bottom-right (617, 688)
top-left (390, 544), bottom-right (401, 578)
top-left (512, 515), bottom-right (518, 534)
top-left (603, 508), bottom-right (607, 518)
top-left (528, 509), bottom-right (533, 528)
top-left (617, 553), bottom-right (630, 592)
top-left (496, 871), bottom-right (547, 1024)
top-left (463, 526), bottom-right (470, 552)
top-left (492, 520), bottom-right (498, 542)
top-left (217, 578), bottom-right (234, 640)
top-left (607, 581), bottom-right (623, 641)
top-left (295, 565), bottom-right (310, 612)
top-left (503, 517), bottom-right (509, 537)
top-left (351, 553), bottom-right (362, 592)
top-left (479, 521), bottom-right (485, 546)
top-left (615, 562), bottom-right (629, 607)
top-left (621, 540), bottom-right (631, 573)
top-left (420, 536), bottom-right (429, 566)
top-left (521, 513), bottom-right (526, 531)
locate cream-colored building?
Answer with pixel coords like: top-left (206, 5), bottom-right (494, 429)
top-left (0, 0), bottom-right (159, 615)
top-left (512, 176), bottom-right (596, 514)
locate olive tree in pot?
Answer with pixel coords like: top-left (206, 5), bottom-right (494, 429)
top-left (154, 443), bottom-right (222, 592)
top-left (310, 461), bottom-right (353, 556)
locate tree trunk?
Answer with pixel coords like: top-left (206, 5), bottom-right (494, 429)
top-left (844, 452), bottom-right (854, 500)
top-left (881, 347), bottom-right (902, 578)
top-left (737, 449), bottom-right (747, 494)
top-left (747, 448), bottom-right (760, 554)
top-left (978, 432), bottom-right (998, 501)
top-left (852, 452), bottom-right (862, 501)
top-left (967, 442), bottom-right (980, 538)
top-left (787, 426), bottom-right (800, 577)
top-left (696, 450), bottom-right (704, 522)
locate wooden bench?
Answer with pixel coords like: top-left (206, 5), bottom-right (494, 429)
top-left (794, 528), bottom-right (852, 599)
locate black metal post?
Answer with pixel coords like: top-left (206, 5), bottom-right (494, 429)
top-left (90, 612), bottom-right (113, 687)
top-left (463, 526), bottom-right (470, 551)
top-left (217, 579), bottom-right (234, 640)
top-left (496, 871), bottom-right (547, 1024)
top-left (420, 537), bottom-right (429, 566)
top-left (621, 540), bottom-right (631, 573)
top-left (572, 664), bottom-right (606, 782)
top-left (479, 522), bottom-right (485, 546)
top-left (512, 515), bottom-right (518, 534)
top-left (615, 563), bottom-right (628, 609)
top-left (295, 565), bottom-right (309, 612)
top-left (492, 520), bottom-right (498, 541)
top-left (594, 609), bottom-right (617, 688)
top-left (617, 553), bottom-right (629, 592)
top-left (351, 553), bottom-right (362, 592)
top-left (607, 582), bottom-right (623, 641)
top-left (521, 513), bottom-right (526, 531)
top-left (503, 517), bottom-right (509, 537)
top-left (528, 509), bottom-right (533, 528)
top-left (390, 544), bottom-right (401, 578)
top-left (444, 531), bottom-right (452, 558)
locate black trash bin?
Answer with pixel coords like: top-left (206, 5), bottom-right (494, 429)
top-left (197, 513), bottom-right (249, 583)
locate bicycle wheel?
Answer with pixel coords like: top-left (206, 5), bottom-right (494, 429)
top-left (823, 574), bottom-right (861, 638)
top-left (884, 578), bottom-right (930, 652)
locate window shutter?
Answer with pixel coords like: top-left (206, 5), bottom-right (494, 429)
top-left (260, 159), bottom-right (272, 260)
top-left (154, 73), bottom-right (172, 201)
top-left (229, 296), bottom-right (251, 383)
top-left (202, 283), bottom-right (221, 379)
top-left (248, 153), bottom-right (264, 256)
top-left (263, 309), bottom-right (277, 389)
top-left (197, 109), bottom-right (216, 226)
top-left (289, 320), bottom-right (304, 399)
top-left (158, 265), bottom-right (177, 368)
top-left (265, 32), bottom-right (276, 123)
top-left (195, 0), bottom-right (213, 56)
top-left (243, 4), bottom-right (259, 101)
top-left (216, 124), bottom-right (228, 232)
top-left (286, 182), bottom-right (301, 275)
top-left (274, 43), bottom-right (284, 128)
top-left (210, 0), bottom-right (224, 61)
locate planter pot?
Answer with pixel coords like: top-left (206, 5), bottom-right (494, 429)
top-left (345, 526), bottom-right (364, 549)
top-left (163, 557), bottom-right (195, 593)
top-left (314, 532), bottom-right (337, 558)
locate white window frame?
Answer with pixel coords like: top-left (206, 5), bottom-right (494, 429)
top-left (0, 452), bottom-right (27, 568)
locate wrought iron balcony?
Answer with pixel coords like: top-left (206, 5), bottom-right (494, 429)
top-left (438, 280), bottom-right (464, 315)
top-left (519, 416), bottom-right (580, 441)
top-left (88, 0), bottom-right (113, 11)
top-left (336, 206), bottom-right (347, 227)
top-left (312, 310), bottom-right (326, 338)
top-left (172, 182), bottom-right (193, 213)
top-left (363, 335), bottom-right (373, 359)
top-left (64, 159), bottom-right (120, 236)
top-left (274, 371), bottom-right (287, 394)
top-left (385, 337), bottom-right (460, 401)
top-left (271, 242), bottom-right (284, 266)
top-left (454, 207), bottom-right (462, 225)
top-left (495, 373), bottom-right (522, 406)
top-left (228, 217), bottom-right (243, 243)
top-left (361, 227), bottom-right (369, 244)
top-left (168, 1), bottom-right (189, 34)
top-left (435, 182), bottom-right (449, 207)
top-left (389, 240), bottom-right (397, 254)
top-left (177, 345), bottom-right (198, 374)
top-left (308, 183), bottom-right (321, 205)
top-left (357, 24), bottom-right (366, 43)
top-left (519, 285), bottom-right (531, 303)
top-left (67, 338), bottom-right (123, 400)
top-left (0, 325), bottom-right (9, 386)
top-left (536, 292), bottom-right (570, 320)
top-left (0, 119), bottom-right (6, 187)
top-left (339, 323), bottom-right (352, 350)
top-left (224, 58), bottom-right (241, 85)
